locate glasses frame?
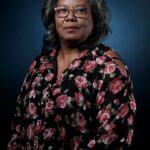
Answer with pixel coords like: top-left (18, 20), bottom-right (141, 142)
top-left (54, 6), bottom-right (91, 18)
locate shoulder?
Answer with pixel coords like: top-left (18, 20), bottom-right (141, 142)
top-left (92, 44), bottom-right (129, 78)
top-left (28, 49), bottom-right (57, 74)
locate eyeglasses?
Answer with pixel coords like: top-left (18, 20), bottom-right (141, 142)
top-left (54, 6), bottom-right (90, 18)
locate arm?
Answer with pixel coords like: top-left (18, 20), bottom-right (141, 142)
top-left (7, 59), bottom-right (37, 149)
top-left (86, 51), bottom-right (136, 149)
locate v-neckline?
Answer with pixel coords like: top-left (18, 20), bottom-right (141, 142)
top-left (51, 48), bottom-right (91, 84)
top-left (55, 55), bottom-right (79, 80)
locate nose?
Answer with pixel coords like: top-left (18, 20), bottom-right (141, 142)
top-left (65, 9), bottom-right (77, 22)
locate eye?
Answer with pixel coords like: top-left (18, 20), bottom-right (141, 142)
top-left (56, 7), bottom-right (68, 14)
top-left (75, 7), bottom-right (88, 14)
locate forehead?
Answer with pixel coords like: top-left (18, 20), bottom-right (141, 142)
top-left (56, 0), bottom-right (89, 6)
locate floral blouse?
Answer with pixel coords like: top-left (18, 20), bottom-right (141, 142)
top-left (7, 44), bottom-right (136, 150)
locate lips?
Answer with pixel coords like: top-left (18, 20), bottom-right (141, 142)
top-left (64, 26), bottom-right (78, 32)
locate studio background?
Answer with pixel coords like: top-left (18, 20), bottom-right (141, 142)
top-left (0, 0), bottom-right (149, 149)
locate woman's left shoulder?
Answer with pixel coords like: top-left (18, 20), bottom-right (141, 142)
top-left (96, 44), bottom-right (122, 60)
top-left (94, 44), bottom-right (129, 78)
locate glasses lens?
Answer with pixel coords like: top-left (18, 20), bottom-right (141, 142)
top-left (55, 6), bottom-right (89, 18)
top-left (75, 7), bottom-right (89, 18)
top-left (55, 7), bottom-right (68, 17)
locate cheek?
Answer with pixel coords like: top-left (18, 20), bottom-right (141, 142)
top-left (87, 16), bottom-right (93, 32)
top-left (55, 17), bottom-right (63, 34)
top-left (87, 21), bottom-right (93, 33)
top-left (81, 19), bottom-right (93, 36)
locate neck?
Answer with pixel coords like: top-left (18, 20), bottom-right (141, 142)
top-left (58, 42), bottom-right (80, 62)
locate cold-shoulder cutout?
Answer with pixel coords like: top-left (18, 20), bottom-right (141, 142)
top-left (104, 49), bottom-right (128, 77)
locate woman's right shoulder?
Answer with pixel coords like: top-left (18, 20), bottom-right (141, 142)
top-left (28, 48), bottom-right (56, 73)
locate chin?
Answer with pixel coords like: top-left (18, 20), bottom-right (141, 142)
top-left (64, 34), bottom-right (86, 42)
top-left (63, 39), bottom-right (81, 46)
top-left (63, 36), bottom-right (81, 42)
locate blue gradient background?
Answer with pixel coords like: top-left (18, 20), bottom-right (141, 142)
top-left (0, 0), bottom-right (150, 149)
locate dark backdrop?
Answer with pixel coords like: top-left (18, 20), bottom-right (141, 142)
top-left (0, 0), bottom-right (150, 149)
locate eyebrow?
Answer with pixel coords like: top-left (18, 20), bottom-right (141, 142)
top-left (56, 4), bottom-right (88, 7)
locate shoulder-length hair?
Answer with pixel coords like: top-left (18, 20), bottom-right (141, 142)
top-left (42, 0), bottom-right (110, 52)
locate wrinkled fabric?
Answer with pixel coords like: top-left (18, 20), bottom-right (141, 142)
top-left (7, 44), bottom-right (136, 150)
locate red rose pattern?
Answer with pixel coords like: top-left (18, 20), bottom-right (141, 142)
top-left (83, 60), bottom-right (97, 72)
top-left (97, 109), bottom-right (111, 123)
top-left (8, 45), bottom-right (136, 149)
top-left (56, 94), bottom-right (69, 109)
top-left (87, 139), bottom-right (96, 148)
top-left (109, 78), bottom-right (123, 94)
top-left (75, 75), bottom-right (87, 88)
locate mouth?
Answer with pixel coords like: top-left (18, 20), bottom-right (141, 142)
top-left (64, 26), bottom-right (79, 32)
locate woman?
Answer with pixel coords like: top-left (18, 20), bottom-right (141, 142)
top-left (7, 0), bottom-right (136, 149)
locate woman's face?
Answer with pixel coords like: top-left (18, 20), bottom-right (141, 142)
top-left (55, 0), bottom-right (93, 45)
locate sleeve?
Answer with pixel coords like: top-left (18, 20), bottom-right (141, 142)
top-left (7, 58), bottom-right (38, 149)
top-left (86, 57), bottom-right (136, 150)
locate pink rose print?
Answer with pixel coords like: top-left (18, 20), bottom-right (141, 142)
top-left (28, 89), bottom-right (36, 99)
top-left (29, 60), bottom-right (36, 73)
top-left (69, 60), bottom-right (81, 70)
top-left (71, 136), bottom-right (81, 150)
top-left (43, 91), bottom-right (49, 100)
top-left (54, 114), bottom-right (62, 123)
top-left (104, 61), bottom-right (116, 74)
top-left (59, 127), bottom-right (66, 140)
top-left (45, 62), bottom-right (53, 69)
top-left (56, 94), bottom-right (69, 109)
top-left (92, 50), bottom-right (97, 56)
top-left (53, 77), bottom-right (63, 86)
top-left (97, 109), bottom-right (111, 123)
top-left (118, 103), bottom-right (129, 118)
top-left (16, 124), bottom-right (21, 132)
top-left (130, 99), bottom-right (136, 111)
top-left (52, 88), bottom-right (61, 96)
top-left (96, 91), bottom-right (105, 105)
top-left (75, 76), bottom-right (88, 88)
top-left (93, 79), bottom-right (103, 90)
top-left (45, 73), bottom-right (54, 81)
top-left (43, 128), bottom-right (56, 140)
top-left (50, 48), bottom-right (57, 57)
top-left (28, 102), bottom-right (37, 116)
top-left (39, 65), bottom-right (46, 73)
top-left (103, 121), bottom-right (116, 132)
top-left (79, 50), bottom-right (89, 58)
top-left (75, 112), bottom-right (87, 128)
top-left (93, 79), bottom-right (98, 89)
top-left (109, 78), bottom-right (123, 94)
top-left (126, 130), bottom-right (133, 145)
top-left (40, 56), bottom-right (44, 62)
top-left (127, 115), bottom-right (133, 125)
top-left (127, 130), bottom-right (133, 144)
top-left (98, 80), bottom-right (103, 91)
top-left (7, 46), bottom-right (136, 149)
top-left (22, 77), bottom-right (30, 89)
top-left (75, 92), bottom-right (84, 107)
top-left (96, 56), bottom-right (106, 65)
top-left (101, 132), bottom-right (118, 145)
top-left (87, 139), bottom-right (96, 148)
top-left (34, 120), bottom-right (45, 133)
top-left (27, 124), bottom-right (34, 140)
top-left (42, 86), bottom-right (49, 96)
top-left (32, 77), bottom-right (41, 87)
top-left (45, 100), bottom-right (54, 113)
top-left (10, 134), bottom-right (17, 142)
top-left (113, 99), bottom-right (120, 105)
top-left (83, 60), bottom-right (97, 72)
